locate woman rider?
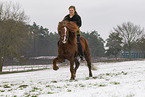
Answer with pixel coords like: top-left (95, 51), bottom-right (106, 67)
top-left (63, 5), bottom-right (84, 61)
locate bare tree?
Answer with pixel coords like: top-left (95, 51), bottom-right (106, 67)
top-left (106, 32), bottom-right (123, 58)
top-left (0, 2), bottom-right (29, 73)
top-left (113, 22), bottom-right (144, 60)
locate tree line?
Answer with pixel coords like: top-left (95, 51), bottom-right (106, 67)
top-left (25, 23), bottom-right (105, 57)
top-left (1, 2), bottom-right (145, 72)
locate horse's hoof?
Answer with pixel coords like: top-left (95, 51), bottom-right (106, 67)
top-left (53, 66), bottom-right (59, 71)
top-left (89, 75), bottom-right (92, 77)
top-left (70, 77), bottom-right (75, 80)
top-left (70, 78), bottom-right (75, 80)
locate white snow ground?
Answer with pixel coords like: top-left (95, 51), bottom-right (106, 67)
top-left (1, 60), bottom-right (145, 97)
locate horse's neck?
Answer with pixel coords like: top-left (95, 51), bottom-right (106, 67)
top-left (68, 31), bottom-right (76, 42)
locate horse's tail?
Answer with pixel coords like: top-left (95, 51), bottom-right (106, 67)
top-left (91, 63), bottom-right (98, 70)
top-left (83, 37), bottom-right (97, 70)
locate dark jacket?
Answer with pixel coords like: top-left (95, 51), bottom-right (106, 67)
top-left (63, 14), bottom-right (82, 27)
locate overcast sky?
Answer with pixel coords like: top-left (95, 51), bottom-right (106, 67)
top-left (1, 0), bottom-right (145, 40)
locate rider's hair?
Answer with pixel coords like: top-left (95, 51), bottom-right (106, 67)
top-left (68, 5), bottom-right (78, 15)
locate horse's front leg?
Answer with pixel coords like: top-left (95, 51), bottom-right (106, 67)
top-left (70, 59), bottom-right (75, 80)
top-left (53, 57), bottom-right (64, 70)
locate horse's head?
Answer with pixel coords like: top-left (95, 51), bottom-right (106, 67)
top-left (58, 21), bottom-right (69, 44)
top-left (58, 21), bottom-right (78, 44)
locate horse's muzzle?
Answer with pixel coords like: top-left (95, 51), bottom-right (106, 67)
top-left (62, 40), bottom-right (67, 44)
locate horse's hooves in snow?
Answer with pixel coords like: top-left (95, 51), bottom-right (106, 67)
top-left (53, 66), bottom-right (59, 71)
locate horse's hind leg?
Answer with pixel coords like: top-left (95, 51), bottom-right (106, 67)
top-left (74, 57), bottom-right (80, 76)
top-left (84, 52), bottom-right (92, 77)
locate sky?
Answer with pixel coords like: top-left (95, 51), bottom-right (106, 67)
top-left (1, 0), bottom-right (145, 40)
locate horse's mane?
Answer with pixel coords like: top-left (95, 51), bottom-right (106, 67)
top-left (65, 21), bottom-right (78, 32)
top-left (58, 21), bottom-right (78, 33)
top-left (58, 21), bottom-right (79, 44)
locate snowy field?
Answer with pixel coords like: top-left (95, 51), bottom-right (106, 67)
top-left (0, 60), bottom-right (145, 97)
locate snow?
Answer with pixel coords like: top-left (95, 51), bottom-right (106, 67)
top-left (1, 60), bottom-right (145, 97)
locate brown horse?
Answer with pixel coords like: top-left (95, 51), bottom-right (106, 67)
top-left (53, 21), bottom-right (92, 80)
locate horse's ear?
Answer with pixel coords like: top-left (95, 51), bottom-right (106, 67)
top-left (58, 22), bottom-right (62, 25)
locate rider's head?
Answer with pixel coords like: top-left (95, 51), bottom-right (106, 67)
top-left (69, 5), bottom-right (78, 15)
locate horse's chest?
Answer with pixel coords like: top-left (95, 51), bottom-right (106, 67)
top-left (59, 45), bottom-right (77, 56)
top-left (63, 46), bottom-right (75, 54)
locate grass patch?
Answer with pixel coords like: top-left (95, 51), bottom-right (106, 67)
top-left (67, 89), bottom-right (72, 92)
top-left (47, 92), bottom-right (54, 94)
top-left (98, 84), bottom-right (107, 87)
top-left (10, 84), bottom-right (15, 86)
top-left (57, 86), bottom-right (62, 88)
top-left (126, 94), bottom-right (135, 97)
top-left (0, 90), bottom-right (5, 92)
top-left (79, 84), bottom-right (85, 87)
top-left (110, 82), bottom-right (120, 85)
top-left (92, 76), bottom-right (98, 79)
top-left (46, 85), bottom-right (51, 87)
top-left (3, 85), bottom-right (11, 88)
top-left (121, 71), bottom-right (128, 75)
top-left (106, 73), bottom-right (110, 76)
top-left (33, 87), bottom-right (39, 90)
top-left (8, 89), bottom-right (13, 92)
top-left (85, 77), bottom-right (90, 80)
top-left (51, 81), bottom-right (57, 83)
top-left (19, 85), bottom-right (28, 88)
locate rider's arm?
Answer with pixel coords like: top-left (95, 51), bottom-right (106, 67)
top-left (75, 15), bottom-right (82, 28)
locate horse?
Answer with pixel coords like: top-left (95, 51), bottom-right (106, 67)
top-left (53, 21), bottom-right (93, 80)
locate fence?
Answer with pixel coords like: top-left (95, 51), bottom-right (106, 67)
top-left (122, 52), bottom-right (144, 58)
top-left (2, 65), bottom-right (52, 72)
